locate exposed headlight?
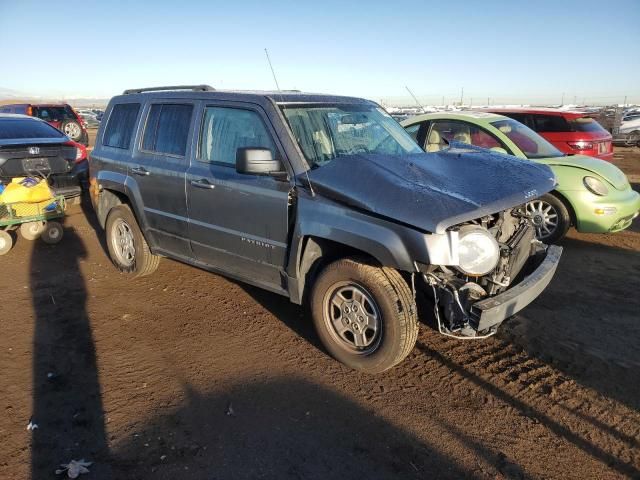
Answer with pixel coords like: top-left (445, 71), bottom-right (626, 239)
top-left (583, 176), bottom-right (608, 196)
top-left (457, 226), bottom-right (500, 276)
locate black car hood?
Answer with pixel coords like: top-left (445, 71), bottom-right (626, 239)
top-left (304, 145), bottom-right (556, 233)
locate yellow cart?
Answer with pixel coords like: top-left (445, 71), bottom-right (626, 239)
top-left (0, 195), bottom-right (66, 255)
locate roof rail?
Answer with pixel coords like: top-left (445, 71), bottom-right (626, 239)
top-left (123, 85), bottom-right (215, 95)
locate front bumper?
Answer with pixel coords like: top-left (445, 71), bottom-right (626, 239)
top-left (470, 245), bottom-right (563, 332)
top-left (572, 188), bottom-right (640, 233)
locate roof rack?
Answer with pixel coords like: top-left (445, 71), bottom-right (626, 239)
top-left (123, 85), bottom-right (215, 95)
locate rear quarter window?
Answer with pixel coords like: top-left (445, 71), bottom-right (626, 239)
top-left (532, 115), bottom-right (569, 132)
top-left (103, 103), bottom-right (141, 149)
top-left (568, 117), bottom-right (608, 133)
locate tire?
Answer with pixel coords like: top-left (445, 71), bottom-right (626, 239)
top-left (105, 204), bottom-right (160, 277)
top-left (0, 230), bottom-right (13, 255)
top-left (624, 130), bottom-right (640, 147)
top-left (61, 120), bottom-right (83, 142)
top-left (20, 221), bottom-right (45, 240)
top-left (310, 257), bottom-right (418, 373)
top-left (526, 193), bottom-right (571, 243)
top-left (41, 221), bottom-right (64, 244)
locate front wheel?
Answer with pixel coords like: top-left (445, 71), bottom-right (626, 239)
top-left (105, 204), bottom-right (160, 277)
top-left (526, 193), bottom-right (571, 243)
top-left (310, 257), bottom-right (418, 373)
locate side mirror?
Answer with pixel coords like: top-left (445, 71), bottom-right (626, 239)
top-left (236, 148), bottom-right (285, 176)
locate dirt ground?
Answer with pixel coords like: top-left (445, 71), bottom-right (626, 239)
top-left (1, 145), bottom-right (639, 480)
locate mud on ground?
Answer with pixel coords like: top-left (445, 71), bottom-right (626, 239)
top-left (1, 147), bottom-right (639, 479)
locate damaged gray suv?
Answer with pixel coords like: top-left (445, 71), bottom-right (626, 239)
top-left (89, 85), bottom-right (562, 373)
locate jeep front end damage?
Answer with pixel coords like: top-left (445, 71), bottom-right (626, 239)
top-left (418, 207), bottom-right (562, 338)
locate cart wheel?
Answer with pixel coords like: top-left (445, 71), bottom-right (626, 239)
top-left (41, 222), bottom-right (64, 244)
top-left (20, 221), bottom-right (45, 241)
top-left (0, 230), bottom-right (13, 255)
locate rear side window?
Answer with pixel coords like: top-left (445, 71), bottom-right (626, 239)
top-left (32, 105), bottom-right (77, 122)
top-left (199, 107), bottom-right (276, 165)
top-left (532, 115), bottom-right (569, 132)
top-left (0, 118), bottom-right (65, 139)
top-left (103, 103), bottom-right (141, 149)
top-left (142, 104), bottom-right (193, 156)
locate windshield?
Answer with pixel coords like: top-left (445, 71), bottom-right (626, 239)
top-left (490, 118), bottom-right (564, 159)
top-left (281, 104), bottom-right (422, 168)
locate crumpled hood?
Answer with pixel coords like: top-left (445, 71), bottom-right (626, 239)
top-left (536, 154), bottom-right (629, 190)
top-left (305, 145), bottom-right (556, 233)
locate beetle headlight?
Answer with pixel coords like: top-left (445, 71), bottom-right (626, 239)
top-left (457, 226), bottom-right (500, 276)
top-left (583, 176), bottom-right (608, 196)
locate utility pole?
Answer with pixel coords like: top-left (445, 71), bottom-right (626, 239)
top-left (460, 87), bottom-right (464, 106)
top-left (487, 97), bottom-right (490, 106)
top-left (441, 96), bottom-right (444, 106)
top-left (264, 48), bottom-right (281, 91)
top-left (624, 95), bottom-right (627, 106)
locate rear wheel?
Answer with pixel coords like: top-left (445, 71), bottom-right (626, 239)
top-left (310, 257), bottom-right (418, 373)
top-left (526, 193), bottom-right (571, 243)
top-left (20, 221), bottom-right (45, 241)
top-left (61, 120), bottom-right (83, 142)
top-left (625, 130), bottom-right (640, 147)
top-left (105, 204), bottom-right (159, 277)
top-left (0, 230), bottom-right (13, 255)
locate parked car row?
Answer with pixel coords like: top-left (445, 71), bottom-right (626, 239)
top-left (1, 85), bottom-right (637, 373)
top-left (0, 103), bottom-right (90, 145)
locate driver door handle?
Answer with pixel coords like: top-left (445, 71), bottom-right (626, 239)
top-left (190, 179), bottom-right (216, 189)
top-left (131, 166), bottom-right (150, 176)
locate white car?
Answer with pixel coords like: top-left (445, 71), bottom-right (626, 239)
top-left (618, 117), bottom-right (640, 146)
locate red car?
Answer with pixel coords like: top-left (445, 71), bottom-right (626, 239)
top-left (0, 103), bottom-right (89, 146)
top-left (485, 108), bottom-right (613, 161)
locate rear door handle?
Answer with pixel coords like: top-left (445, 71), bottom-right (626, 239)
top-left (190, 179), bottom-right (216, 189)
top-left (131, 167), bottom-right (150, 176)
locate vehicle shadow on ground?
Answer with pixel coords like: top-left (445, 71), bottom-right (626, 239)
top-left (79, 193), bottom-right (109, 256)
top-left (239, 284), bottom-right (326, 352)
top-left (30, 223), bottom-right (111, 479)
top-left (503, 233), bottom-right (640, 414)
top-left (109, 377), bottom-right (479, 479)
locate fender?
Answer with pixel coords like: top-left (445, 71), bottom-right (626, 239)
top-left (286, 196), bottom-right (418, 304)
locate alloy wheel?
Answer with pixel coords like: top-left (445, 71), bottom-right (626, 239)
top-left (526, 200), bottom-right (559, 240)
top-left (111, 218), bottom-right (135, 267)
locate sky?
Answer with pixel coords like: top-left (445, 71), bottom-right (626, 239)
top-left (1, 0), bottom-right (639, 105)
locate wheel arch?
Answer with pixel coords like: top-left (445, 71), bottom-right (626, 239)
top-left (549, 189), bottom-right (577, 226)
top-left (288, 233), bottom-right (411, 305)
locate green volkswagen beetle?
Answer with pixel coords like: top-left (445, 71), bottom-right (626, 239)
top-left (401, 112), bottom-right (640, 242)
